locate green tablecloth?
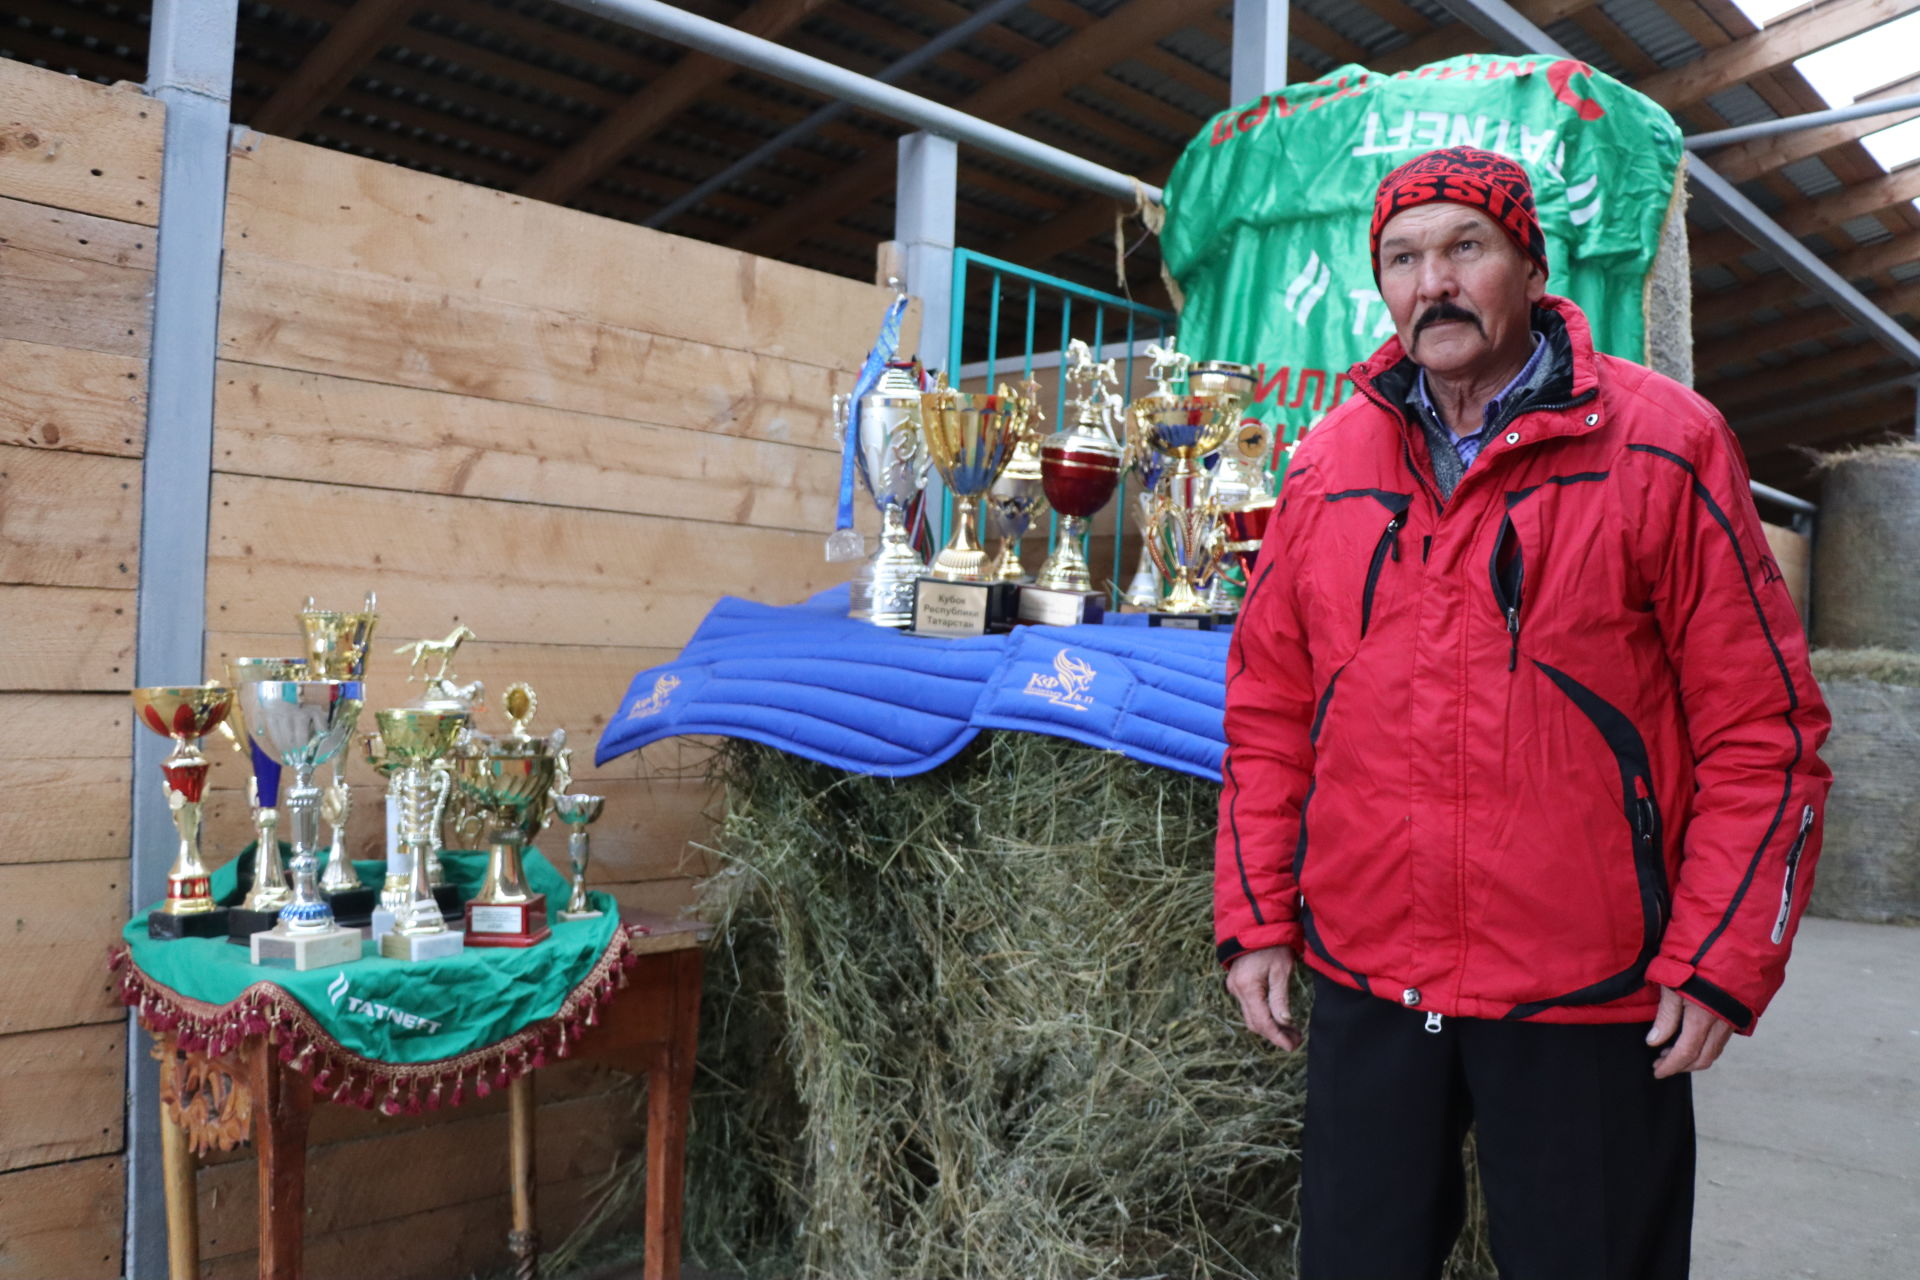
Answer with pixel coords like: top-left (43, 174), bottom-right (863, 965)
top-left (116, 847), bottom-right (634, 1112)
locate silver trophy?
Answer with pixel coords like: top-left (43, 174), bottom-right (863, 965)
top-left (838, 359), bottom-right (932, 627)
top-left (551, 791), bottom-right (606, 921)
top-left (241, 680), bottom-right (366, 970)
top-left (985, 424), bottom-right (1047, 583)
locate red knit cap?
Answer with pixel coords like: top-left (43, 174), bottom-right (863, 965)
top-left (1369, 147), bottom-right (1549, 281)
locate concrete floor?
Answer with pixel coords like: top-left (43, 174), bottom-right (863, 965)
top-left (1692, 916), bottom-right (1920, 1279)
top-left (638, 917), bottom-right (1920, 1280)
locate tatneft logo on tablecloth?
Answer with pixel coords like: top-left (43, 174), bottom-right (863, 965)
top-left (328, 972), bottom-right (445, 1034)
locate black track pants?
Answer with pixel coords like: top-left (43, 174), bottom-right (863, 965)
top-left (1298, 972), bottom-right (1695, 1280)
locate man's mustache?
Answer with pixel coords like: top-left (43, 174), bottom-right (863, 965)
top-left (1414, 302), bottom-right (1484, 342)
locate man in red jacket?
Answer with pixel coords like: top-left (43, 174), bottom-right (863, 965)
top-left (1216, 147), bottom-right (1831, 1280)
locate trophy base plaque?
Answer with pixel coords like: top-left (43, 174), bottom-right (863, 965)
top-left (379, 929), bottom-right (466, 962)
top-left (1148, 611), bottom-right (1221, 631)
top-left (464, 896), bottom-right (552, 948)
top-left (148, 908), bottom-right (231, 941)
top-left (909, 578), bottom-right (1019, 637)
top-left (250, 926), bottom-right (363, 971)
top-left (325, 887), bottom-right (380, 929)
top-left (1017, 587), bottom-right (1106, 627)
top-left (226, 905), bottom-right (291, 944)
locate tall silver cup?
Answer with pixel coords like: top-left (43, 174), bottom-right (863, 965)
top-left (241, 680), bottom-right (365, 936)
top-left (841, 360), bottom-right (931, 627)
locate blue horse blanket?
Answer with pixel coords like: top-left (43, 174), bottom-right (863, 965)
top-left (596, 587), bottom-right (1231, 782)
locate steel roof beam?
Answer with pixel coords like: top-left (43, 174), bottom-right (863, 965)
top-left (552, 0), bottom-right (1160, 206)
top-left (1433, 0), bottom-right (1920, 373)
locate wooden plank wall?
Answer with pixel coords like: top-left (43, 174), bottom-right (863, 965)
top-left (181, 131), bottom-right (895, 1273)
top-left (0, 60), bottom-right (160, 1280)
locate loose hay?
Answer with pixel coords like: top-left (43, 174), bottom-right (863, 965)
top-left (558, 733), bottom-right (1494, 1279)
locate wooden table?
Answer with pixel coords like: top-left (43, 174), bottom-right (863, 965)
top-left (156, 915), bottom-right (706, 1280)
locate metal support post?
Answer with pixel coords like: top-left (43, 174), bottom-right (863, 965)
top-left (897, 131), bottom-right (959, 374)
top-left (129, 2), bottom-right (239, 1275)
top-left (1231, 0), bottom-right (1291, 106)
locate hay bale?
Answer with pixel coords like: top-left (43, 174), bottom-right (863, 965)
top-left (1811, 444), bottom-right (1920, 651)
top-left (604, 734), bottom-right (1497, 1280)
top-left (1645, 171), bottom-right (1692, 387)
top-left (1807, 663), bottom-right (1920, 925)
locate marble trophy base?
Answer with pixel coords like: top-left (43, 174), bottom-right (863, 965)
top-left (369, 885), bottom-right (463, 940)
top-left (465, 895), bottom-right (552, 948)
top-left (557, 904), bottom-right (604, 922)
top-left (251, 926), bottom-right (362, 971)
top-left (148, 908), bottom-right (230, 941)
top-left (909, 578), bottom-right (1019, 637)
top-left (378, 928), bottom-right (466, 961)
top-left (1017, 586), bottom-right (1105, 627)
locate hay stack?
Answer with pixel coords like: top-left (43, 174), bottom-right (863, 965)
top-left (1806, 650), bottom-right (1920, 925)
top-left (572, 734), bottom-right (1495, 1280)
top-left (1811, 443), bottom-right (1920, 651)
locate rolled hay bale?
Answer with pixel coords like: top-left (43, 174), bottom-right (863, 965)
top-left (1762, 522), bottom-right (1811, 623)
top-left (1807, 649), bottom-right (1920, 925)
top-left (556, 734), bottom-right (1495, 1280)
top-left (1811, 443), bottom-right (1920, 650)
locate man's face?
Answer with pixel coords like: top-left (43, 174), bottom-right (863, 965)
top-left (1377, 203), bottom-right (1546, 380)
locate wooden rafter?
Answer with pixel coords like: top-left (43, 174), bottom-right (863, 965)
top-left (1742, 390), bottom-right (1917, 455)
top-left (1704, 340), bottom-right (1897, 414)
top-left (1635, 0), bottom-right (1920, 111)
top-left (1695, 275), bottom-right (1920, 372)
top-left (1694, 229), bottom-right (1920, 328)
top-left (516, 0), bottom-right (830, 204)
top-left (728, 0), bottom-right (1227, 257)
top-left (1691, 161), bottom-right (1920, 266)
top-left (248, 0), bottom-right (426, 138)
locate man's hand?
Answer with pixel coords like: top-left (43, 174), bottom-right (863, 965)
top-left (1225, 947), bottom-right (1302, 1051)
top-left (1647, 985), bottom-right (1735, 1078)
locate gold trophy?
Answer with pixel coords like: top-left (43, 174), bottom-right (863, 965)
top-left (134, 686), bottom-right (236, 939)
top-left (300, 594), bottom-right (378, 909)
top-left (1205, 414), bottom-right (1276, 617)
top-left (373, 706), bottom-right (470, 961)
top-left (453, 684), bottom-right (561, 947)
top-left (910, 377), bottom-right (1034, 635)
top-left (241, 679), bottom-right (366, 970)
top-left (221, 656), bottom-right (307, 938)
top-left (395, 623), bottom-right (486, 888)
top-left (984, 388), bottom-right (1047, 584)
top-left (1128, 341), bottom-right (1244, 627)
top-left (550, 787), bottom-right (606, 922)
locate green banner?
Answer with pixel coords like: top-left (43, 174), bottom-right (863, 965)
top-left (1162, 55), bottom-right (1682, 446)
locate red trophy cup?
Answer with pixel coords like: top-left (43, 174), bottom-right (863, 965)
top-left (1021, 341), bottom-right (1126, 626)
top-left (133, 685), bottom-right (236, 939)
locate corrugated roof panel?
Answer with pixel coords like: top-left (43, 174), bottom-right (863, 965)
top-left (1703, 85), bottom-right (1778, 129)
top-left (1402, 0), bottom-right (1457, 28)
top-left (1843, 214), bottom-right (1895, 244)
top-left (1158, 27), bottom-right (1230, 81)
top-left (1599, 0), bottom-right (1701, 68)
top-left (1543, 22), bottom-right (1629, 81)
top-left (1892, 259), bottom-right (1920, 280)
top-left (1694, 263), bottom-right (1741, 291)
top-left (1779, 156), bottom-right (1845, 198)
top-left (1296, 0), bottom-right (1410, 54)
top-left (1107, 59), bottom-right (1222, 122)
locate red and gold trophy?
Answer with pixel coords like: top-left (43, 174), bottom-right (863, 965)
top-left (1127, 341), bottom-right (1245, 628)
top-left (134, 685), bottom-right (236, 939)
top-left (1021, 340), bottom-right (1125, 626)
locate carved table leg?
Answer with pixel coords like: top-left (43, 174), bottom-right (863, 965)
top-left (509, 1073), bottom-right (539, 1280)
top-left (250, 1041), bottom-right (313, 1280)
top-left (645, 948), bottom-right (702, 1280)
top-left (160, 1106), bottom-right (200, 1280)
